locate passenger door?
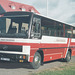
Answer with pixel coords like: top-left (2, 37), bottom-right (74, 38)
top-left (31, 16), bottom-right (41, 39)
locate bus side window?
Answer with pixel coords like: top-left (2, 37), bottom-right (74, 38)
top-left (65, 25), bottom-right (72, 38)
top-left (55, 23), bottom-right (64, 37)
top-left (73, 27), bottom-right (75, 38)
top-left (41, 26), bottom-right (49, 36)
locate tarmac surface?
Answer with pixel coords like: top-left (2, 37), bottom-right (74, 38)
top-left (0, 56), bottom-right (75, 75)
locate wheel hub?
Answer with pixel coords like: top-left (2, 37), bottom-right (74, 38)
top-left (34, 56), bottom-right (40, 64)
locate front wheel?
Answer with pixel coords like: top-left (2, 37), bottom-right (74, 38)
top-left (30, 52), bottom-right (41, 69)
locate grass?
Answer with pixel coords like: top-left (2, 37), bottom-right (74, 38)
top-left (32, 63), bottom-right (75, 75)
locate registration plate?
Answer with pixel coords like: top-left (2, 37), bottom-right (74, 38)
top-left (1, 58), bottom-right (10, 61)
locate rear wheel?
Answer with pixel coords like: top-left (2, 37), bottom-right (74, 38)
top-left (30, 52), bottom-right (41, 69)
top-left (64, 51), bottom-right (71, 62)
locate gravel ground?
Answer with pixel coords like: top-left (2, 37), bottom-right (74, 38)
top-left (0, 56), bottom-right (75, 75)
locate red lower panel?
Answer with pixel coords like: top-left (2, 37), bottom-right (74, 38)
top-left (29, 53), bottom-right (62, 62)
top-left (70, 42), bottom-right (75, 56)
top-left (44, 53), bottom-right (62, 62)
top-left (72, 50), bottom-right (75, 56)
top-left (29, 56), bottom-right (34, 62)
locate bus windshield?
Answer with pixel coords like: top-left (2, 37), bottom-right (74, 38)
top-left (0, 14), bottom-right (31, 38)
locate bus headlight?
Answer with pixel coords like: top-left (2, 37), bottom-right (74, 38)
top-left (19, 55), bottom-right (26, 59)
top-left (19, 55), bottom-right (23, 59)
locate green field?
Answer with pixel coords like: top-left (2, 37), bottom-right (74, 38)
top-left (32, 63), bottom-right (75, 75)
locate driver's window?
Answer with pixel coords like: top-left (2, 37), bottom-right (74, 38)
top-left (31, 17), bottom-right (41, 39)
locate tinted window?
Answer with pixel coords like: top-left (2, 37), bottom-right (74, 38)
top-left (0, 14), bottom-right (31, 38)
top-left (65, 25), bottom-right (72, 38)
top-left (41, 17), bottom-right (64, 37)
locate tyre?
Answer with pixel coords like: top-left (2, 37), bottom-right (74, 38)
top-left (64, 51), bottom-right (71, 62)
top-left (30, 52), bottom-right (41, 69)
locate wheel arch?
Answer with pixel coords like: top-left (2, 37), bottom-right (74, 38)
top-left (68, 48), bottom-right (72, 55)
top-left (37, 50), bottom-right (44, 64)
top-left (65, 48), bottom-right (72, 58)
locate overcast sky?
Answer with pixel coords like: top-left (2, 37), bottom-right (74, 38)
top-left (11, 0), bottom-right (75, 26)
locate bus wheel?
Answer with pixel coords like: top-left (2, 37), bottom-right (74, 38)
top-left (65, 51), bottom-right (71, 62)
top-left (30, 52), bottom-right (41, 69)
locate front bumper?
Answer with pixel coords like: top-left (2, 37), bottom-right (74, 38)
top-left (0, 53), bottom-right (29, 63)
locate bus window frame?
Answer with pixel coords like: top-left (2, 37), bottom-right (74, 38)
top-left (0, 12), bottom-right (32, 38)
top-left (29, 13), bottom-right (75, 39)
top-left (30, 14), bottom-right (41, 39)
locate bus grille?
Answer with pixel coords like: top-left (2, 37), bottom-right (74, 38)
top-left (0, 45), bottom-right (22, 52)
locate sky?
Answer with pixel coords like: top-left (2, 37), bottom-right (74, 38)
top-left (11, 0), bottom-right (75, 26)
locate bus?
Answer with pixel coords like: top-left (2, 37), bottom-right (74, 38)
top-left (0, 11), bottom-right (75, 69)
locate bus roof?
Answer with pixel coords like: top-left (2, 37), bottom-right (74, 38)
top-left (0, 11), bottom-right (33, 16)
top-left (0, 11), bottom-right (75, 27)
top-left (34, 12), bottom-right (75, 27)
